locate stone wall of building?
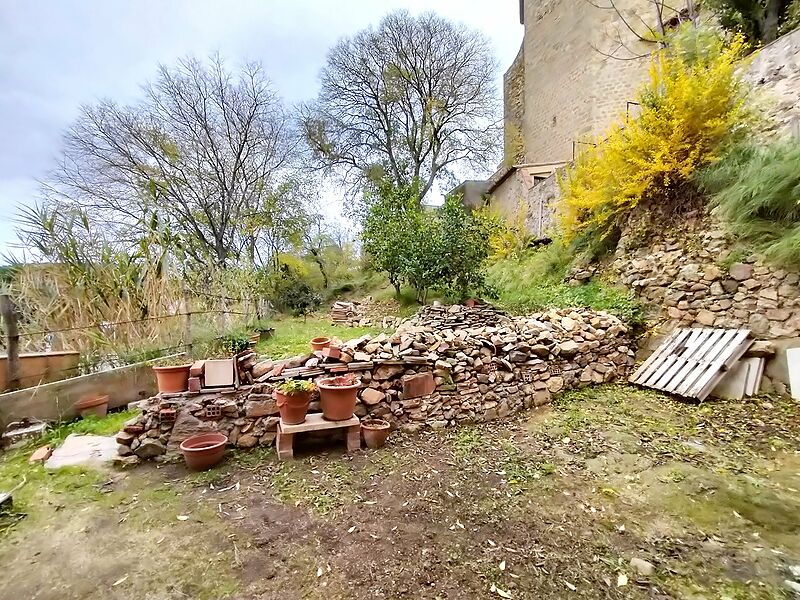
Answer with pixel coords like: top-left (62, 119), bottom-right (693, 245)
top-left (117, 305), bottom-right (635, 461)
top-left (490, 168), bottom-right (561, 239)
top-left (520, 0), bottom-right (654, 164)
top-left (504, 44), bottom-right (526, 164)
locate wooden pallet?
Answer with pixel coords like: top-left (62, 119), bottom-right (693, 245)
top-left (629, 328), bottom-right (752, 400)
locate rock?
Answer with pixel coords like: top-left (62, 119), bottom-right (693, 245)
top-left (558, 340), bottom-right (579, 356)
top-left (360, 388), bottom-right (386, 406)
top-left (236, 434), bottom-right (258, 448)
top-left (547, 376), bottom-right (564, 393)
top-left (245, 399), bottom-right (279, 417)
top-left (508, 350), bottom-right (528, 363)
top-left (373, 365), bottom-right (404, 381)
top-left (135, 439), bottom-right (166, 458)
top-left (696, 309), bottom-right (716, 326)
top-left (113, 455), bottom-right (142, 468)
top-left (115, 431), bottom-right (135, 446)
top-left (728, 263), bottom-right (753, 281)
top-left (749, 313), bottom-right (770, 335)
top-left (251, 360), bottom-right (274, 379)
top-left (167, 411), bottom-right (215, 452)
top-left (629, 557), bottom-right (655, 577)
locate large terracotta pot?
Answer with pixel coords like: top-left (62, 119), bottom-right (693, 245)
top-left (180, 432), bottom-right (228, 471)
top-left (153, 364), bottom-right (191, 394)
top-left (74, 394), bottom-right (109, 419)
top-left (318, 377), bottom-right (361, 421)
top-left (310, 336), bottom-right (331, 351)
top-left (275, 390), bottom-right (312, 425)
top-left (361, 418), bottom-right (391, 449)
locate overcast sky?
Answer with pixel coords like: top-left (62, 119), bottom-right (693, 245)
top-left (0, 1), bottom-right (522, 258)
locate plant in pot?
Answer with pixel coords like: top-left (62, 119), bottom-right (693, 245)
top-left (361, 418), bottom-right (391, 449)
top-left (274, 379), bottom-right (316, 425)
top-left (317, 373), bottom-right (361, 421)
top-left (180, 431), bottom-right (228, 471)
top-left (152, 357), bottom-right (192, 394)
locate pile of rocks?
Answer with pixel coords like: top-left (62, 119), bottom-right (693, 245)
top-left (117, 304), bottom-right (635, 461)
top-left (329, 299), bottom-right (405, 329)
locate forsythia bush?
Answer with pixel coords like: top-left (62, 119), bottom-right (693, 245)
top-left (475, 202), bottom-right (533, 260)
top-left (558, 26), bottom-right (751, 249)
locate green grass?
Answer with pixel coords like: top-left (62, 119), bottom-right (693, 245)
top-left (256, 315), bottom-right (385, 359)
top-left (485, 247), bottom-right (643, 324)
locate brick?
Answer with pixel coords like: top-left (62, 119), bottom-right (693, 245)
top-left (116, 431), bottom-right (135, 445)
top-left (402, 372), bottom-right (435, 399)
top-left (322, 346), bottom-right (341, 360)
top-left (29, 445), bottom-right (52, 464)
top-left (189, 360), bottom-right (206, 377)
top-left (188, 376), bottom-right (202, 392)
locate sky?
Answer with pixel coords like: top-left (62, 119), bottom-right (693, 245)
top-left (0, 1), bottom-right (523, 258)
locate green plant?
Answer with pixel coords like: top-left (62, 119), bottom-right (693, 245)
top-left (699, 138), bottom-right (800, 266)
top-left (706, 0), bottom-right (800, 44)
top-left (558, 25), bottom-right (752, 254)
top-left (276, 379), bottom-right (316, 395)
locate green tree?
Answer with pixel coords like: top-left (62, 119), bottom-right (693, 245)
top-left (706, 0), bottom-right (800, 44)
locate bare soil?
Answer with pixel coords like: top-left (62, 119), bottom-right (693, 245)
top-left (1, 384), bottom-right (799, 599)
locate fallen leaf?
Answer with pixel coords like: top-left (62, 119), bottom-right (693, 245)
top-left (565, 581), bottom-right (577, 591)
top-left (347, 526), bottom-right (356, 533)
top-left (112, 575), bottom-right (128, 587)
top-left (316, 566), bottom-right (323, 578)
top-left (499, 560), bottom-right (506, 571)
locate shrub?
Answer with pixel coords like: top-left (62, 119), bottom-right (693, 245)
top-left (270, 265), bottom-right (322, 316)
top-left (475, 203), bottom-right (533, 260)
top-left (698, 138), bottom-right (800, 266)
top-left (558, 25), bottom-right (751, 254)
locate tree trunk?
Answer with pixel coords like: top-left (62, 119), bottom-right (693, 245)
top-left (763, 0), bottom-right (783, 43)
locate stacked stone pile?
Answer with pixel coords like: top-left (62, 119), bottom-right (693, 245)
top-left (117, 304), bottom-right (635, 461)
top-left (329, 299), bottom-right (405, 329)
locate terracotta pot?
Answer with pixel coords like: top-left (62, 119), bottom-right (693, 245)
top-left (318, 377), bottom-right (361, 421)
top-left (74, 394), bottom-right (109, 419)
top-left (153, 364), bottom-right (191, 394)
top-left (180, 432), bottom-right (228, 471)
top-left (274, 390), bottom-right (312, 425)
top-left (361, 418), bottom-right (391, 449)
top-left (310, 336), bottom-right (331, 351)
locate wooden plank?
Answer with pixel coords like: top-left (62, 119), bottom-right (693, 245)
top-left (688, 330), bottom-right (752, 400)
top-left (643, 329), bottom-right (707, 388)
top-left (661, 329), bottom-right (730, 394)
top-left (675, 329), bottom-right (745, 397)
top-left (652, 328), bottom-right (711, 390)
top-left (278, 413), bottom-right (360, 434)
top-left (630, 329), bottom-right (689, 384)
top-left (629, 329), bottom-right (682, 383)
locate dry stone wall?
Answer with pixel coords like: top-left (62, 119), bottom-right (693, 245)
top-left (116, 304), bottom-right (635, 461)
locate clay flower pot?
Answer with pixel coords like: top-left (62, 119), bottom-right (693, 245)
top-left (275, 390), bottom-right (312, 425)
top-left (180, 432), bottom-right (228, 471)
top-left (152, 364), bottom-right (191, 394)
top-left (361, 418), bottom-right (391, 449)
top-left (310, 336), bottom-right (331, 351)
top-left (74, 394), bottom-right (109, 419)
top-left (318, 375), bottom-right (361, 421)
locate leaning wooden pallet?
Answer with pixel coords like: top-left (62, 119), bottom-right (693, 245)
top-left (629, 327), bottom-right (752, 401)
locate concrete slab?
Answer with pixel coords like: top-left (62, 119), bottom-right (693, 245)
top-left (44, 433), bottom-right (118, 470)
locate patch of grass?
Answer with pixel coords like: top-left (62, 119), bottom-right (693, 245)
top-left (271, 459), bottom-right (357, 515)
top-left (256, 315), bottom-right (385, 359)
top-left (485, 247), bottom-right (643, 324)
top-left (452, 426), bottom-right (485, 459)
top-left (41, 408), bottom-right (140, 446)
top-left (499, 439), bottom-right (554, 492)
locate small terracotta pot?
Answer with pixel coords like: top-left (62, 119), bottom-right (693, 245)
top-left (180, 432), bottom-right (228, 471)
top-left (275, 390), bottom-right (312, 425)
top-left (318, 377), bottom-right (361, 421)
top-left (361, 418), bottom-right (391, 449)
top-left (74, 394), bottom-right (109, 419)
top-left (310, 336), bottom-right (331, 351)
top-left (153, 364), bottom-right (191, 394)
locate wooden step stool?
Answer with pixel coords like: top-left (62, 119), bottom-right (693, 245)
top-left (276, 413), bottom-right (361, 460)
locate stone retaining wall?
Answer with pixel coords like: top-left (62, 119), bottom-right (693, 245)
top-left (116, 305), bottom-right (636, 461)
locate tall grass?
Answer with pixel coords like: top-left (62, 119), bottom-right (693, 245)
top-left (698, 139), bottom-right (800, 266)
top-left (485, 245), bottom-right (643, 324)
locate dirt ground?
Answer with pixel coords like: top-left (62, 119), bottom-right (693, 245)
top-left (1, 384), bottom-right (799, 599)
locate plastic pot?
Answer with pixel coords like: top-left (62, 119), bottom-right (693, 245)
top-left (180, 432), bottom-right (228, 471)
top-left (74, 394), bottom-right (109, 419)
top-left (153, 364), bottom-right (191, 394)
top-left (310, 336), bottom-right (331, 351)
top-left (274, 390), bottom-right (312, 425)
top-left (361, 418), bottom-right (391, 449)
top-left (318, 377), bottom-right (361, 421)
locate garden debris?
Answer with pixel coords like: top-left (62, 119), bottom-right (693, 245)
top-left (1, 419), bottom-right (47, 449)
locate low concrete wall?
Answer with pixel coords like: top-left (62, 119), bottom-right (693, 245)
top-left (0, 360), bottom-right (159, 422)
top-left (0, 351), bottom-right (81, 391)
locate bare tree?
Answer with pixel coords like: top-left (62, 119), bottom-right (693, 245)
top-left (301, 10), bottom-right (502, 202)
top-left (31, 55), bottom-right (303, 269)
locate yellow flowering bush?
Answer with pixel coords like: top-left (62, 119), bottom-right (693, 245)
top-left (558, 26), bottom-right (752, 249)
